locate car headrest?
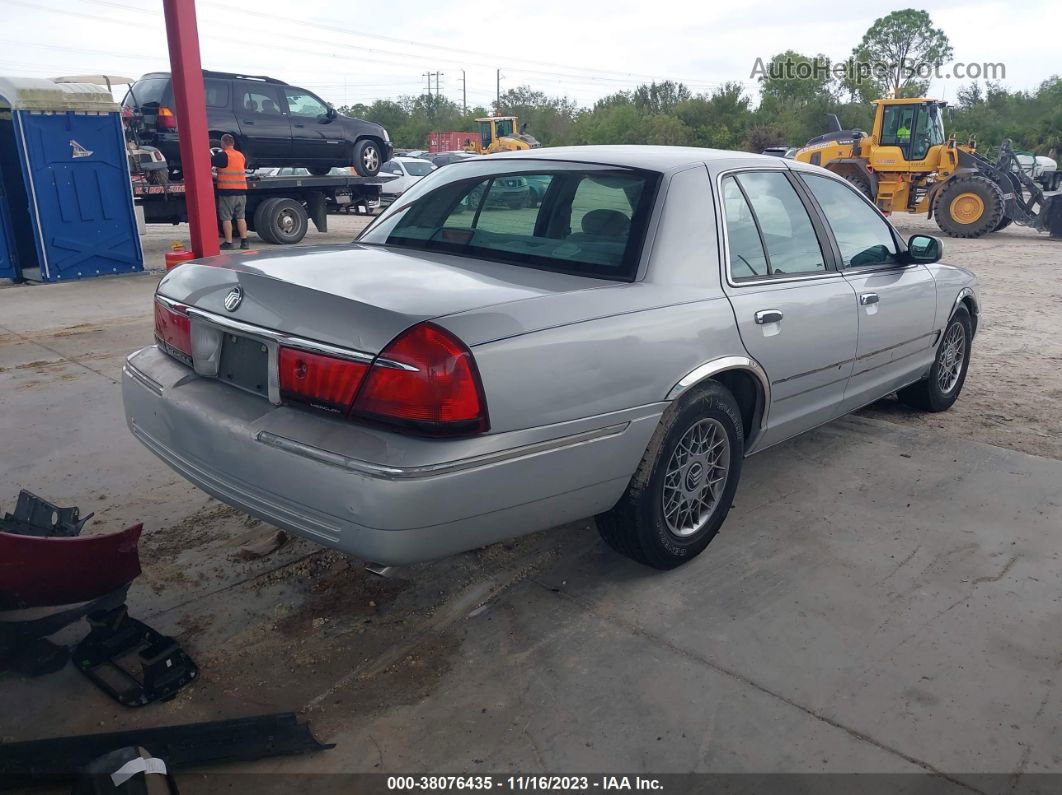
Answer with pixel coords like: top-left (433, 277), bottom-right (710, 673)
top-left (581, 209), bottom-right (630, 238)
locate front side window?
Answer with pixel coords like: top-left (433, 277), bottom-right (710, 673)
top-left (480, 122), bottom-right (492, 149)
top-left (239, 86), bottom-right (283, 116)
top-left (881, 105), bottom-right (915, 149)
top-left (284, 88), bottom-right (328, 119)
top-left (495, 119), bottom-right (514, 138)
top-left (800, 173), bottom-right (899, 268)
top-left (723, 171), bottom-right (825, 277)
top-left (910, 104), bottom-right (945, 161)
top-left (359, 164), bottom-right (658, 279)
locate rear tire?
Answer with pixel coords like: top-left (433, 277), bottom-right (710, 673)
top-left (307, 165), bottom-right (331, 176)
top-left (993, 215), bottom-right (1013, 231)
top-left (352, 140), bottom-right (382, 177)
top-left (596, 382), bottom-right (744, 570)
top-left (898, 306), bottom-right (973, 412)
top-left (253, 198), bottom-right (282, 244)
top-left (933, 175), bottom-right (1005, 238)
top-left (261, 198), bottom-right (309, 244)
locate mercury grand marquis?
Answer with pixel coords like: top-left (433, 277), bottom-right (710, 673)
top-left (123, 146), bottom-right (978, 569)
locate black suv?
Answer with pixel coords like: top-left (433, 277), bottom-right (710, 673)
top-left (124, 71), bottom-right (392, 177)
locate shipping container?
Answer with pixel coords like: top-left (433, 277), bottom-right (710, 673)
top-left (427, 131), bottom-right (474, 153)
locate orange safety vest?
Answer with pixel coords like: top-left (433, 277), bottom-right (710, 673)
top-left (216, 149), bottom-right (247, 191)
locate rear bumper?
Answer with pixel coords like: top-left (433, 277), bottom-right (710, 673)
top-left (123, 346), bottom-right (662, 564)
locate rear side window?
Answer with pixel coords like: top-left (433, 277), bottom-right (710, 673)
top-left (360, 167), bottom-right (658, 280)
top-left (722, 171), bottom-right (825, 279)
top-left (239, 85), bottom-right (283, 116)
top-left (800, 174), bottom-right (899, 267)
top-left (204, 79), bottom-right (230, 109)
top-left (721, 178), bottom-right (769, 278)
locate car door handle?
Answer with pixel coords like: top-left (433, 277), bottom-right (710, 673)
top-left (860, 293), bottom-right (880, 306)
top-left (754, 309), bottom-right (783, 324)
top-left (242, 119), bottom-right (255, 125)
top-left (293, 122), bottom-right (305, 128)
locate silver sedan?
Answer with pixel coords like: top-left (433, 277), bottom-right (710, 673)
top-left (124, 146), bottom-right (978, 569)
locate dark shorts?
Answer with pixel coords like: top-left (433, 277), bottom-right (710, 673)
top-left (217, 193), bottom-right (246, 221)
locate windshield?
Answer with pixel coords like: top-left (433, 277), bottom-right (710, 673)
top-left (403, 160), bottom-right (434, 176)
top-left (359, 161), bottom-right (659, 280)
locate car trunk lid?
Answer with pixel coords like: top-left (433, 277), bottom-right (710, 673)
top-left (157, 243), bottom-right (609, 355)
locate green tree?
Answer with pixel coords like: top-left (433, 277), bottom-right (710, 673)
top-left (851, 9), bottom-right (953, 98)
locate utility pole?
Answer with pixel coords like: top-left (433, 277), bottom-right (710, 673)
top-left (496, 69), bottom-right (501, 111)
top-left (459, 69), bottom-right (466, 114)
top-left (423, 71), bottom-right (443, 98)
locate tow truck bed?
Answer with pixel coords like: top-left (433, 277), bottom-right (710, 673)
top-left (133, 174), bottom-right (389, 244)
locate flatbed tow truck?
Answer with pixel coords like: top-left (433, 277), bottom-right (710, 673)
top-left (132, 172), bottom-right (388, 245)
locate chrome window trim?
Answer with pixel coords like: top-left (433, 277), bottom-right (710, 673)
top-left (714, 166), bottom-right (839, 289)
top-left (255, 422), bottom-right (630, 481)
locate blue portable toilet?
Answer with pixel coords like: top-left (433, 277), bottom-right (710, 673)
top-left (0, 78), bottom-right (143, 282)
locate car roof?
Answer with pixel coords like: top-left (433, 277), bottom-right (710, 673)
top-left (393, 156), bottom-right (429, 162)
top-left (487, 145), bottom-right (771, 172)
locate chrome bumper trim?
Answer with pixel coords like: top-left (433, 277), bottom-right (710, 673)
top-left (256, 422), bottom-right (630, 481)
top-left (123, 359), bottom-right (163, 396)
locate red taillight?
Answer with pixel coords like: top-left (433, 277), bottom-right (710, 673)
top-left (352, 323), bottom-right (488, 435)
top-left (279, 347), bottom-right (368, 413)
top-left (157, 106), bottom-right (177, 130)
top-left (153, 299), bottom-right (191, 363)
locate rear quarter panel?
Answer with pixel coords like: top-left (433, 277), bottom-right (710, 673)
top-left (463, 297), bottom-right (745, 433)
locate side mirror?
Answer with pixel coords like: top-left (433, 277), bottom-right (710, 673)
top-left (907, 234), bottom-right (942, 264)
top-left (325, 104), bottom-right (337, 121)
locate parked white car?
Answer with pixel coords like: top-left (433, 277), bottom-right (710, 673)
top-left (379, 156), bottom-right (436, 198)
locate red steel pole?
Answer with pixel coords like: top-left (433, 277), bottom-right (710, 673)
top-left (161, 0), bottom-right (218, 258)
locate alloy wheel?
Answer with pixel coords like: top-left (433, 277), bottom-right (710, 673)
top-left (661, 418), bottom-right (731, 538)
top-left (937, 322), bottom-right (966, 393)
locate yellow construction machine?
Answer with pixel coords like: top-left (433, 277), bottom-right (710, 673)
top-left (794, 97), bottom-right (1062, 238)
top-left (464, 116), bottom-right (541, 155)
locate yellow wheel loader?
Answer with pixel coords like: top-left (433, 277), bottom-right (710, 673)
top-left (464, 116), bottom-right (541, 155)
top-left (794, 98), bottom-right (1062, 239)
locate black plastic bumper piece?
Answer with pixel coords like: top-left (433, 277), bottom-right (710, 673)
top-left (0, 713), bottom-right (334, 790)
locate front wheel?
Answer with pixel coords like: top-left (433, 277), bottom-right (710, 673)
top-left (597, 382), bottom-right (744, 570)
top-left (898, 306), bottom-right (973, 412)
top-left (352, 140), bottom-right (382, 177)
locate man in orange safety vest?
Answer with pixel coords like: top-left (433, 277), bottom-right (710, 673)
top-left (212, 134), bottom-right (249, 250)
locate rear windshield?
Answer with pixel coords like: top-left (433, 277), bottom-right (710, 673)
top-left (359, 162), bottom-right (659, 280)
top-left (403, 160), bottom-right (434, 176)
top-left (124, 77), bottom-right (169, 108)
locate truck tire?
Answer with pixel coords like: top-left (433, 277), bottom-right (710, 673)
top-left (352, 139), bottom-right (382, 177)
top-left (993, 216), bottom-right (1013, 231)
top-left (307, 166), bottom-right (331, 176)
top-left (845, 172), bottom-right (873, 199)
top-left (933, 175), bottom-right (1005, 239)
top-left (258, 198), bottom-right (309, 244)
top-left (253, 198), bottom-right (282, 244)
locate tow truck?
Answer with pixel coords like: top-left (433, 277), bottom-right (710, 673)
top-left (132, 171), bottom-right (386, 244)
